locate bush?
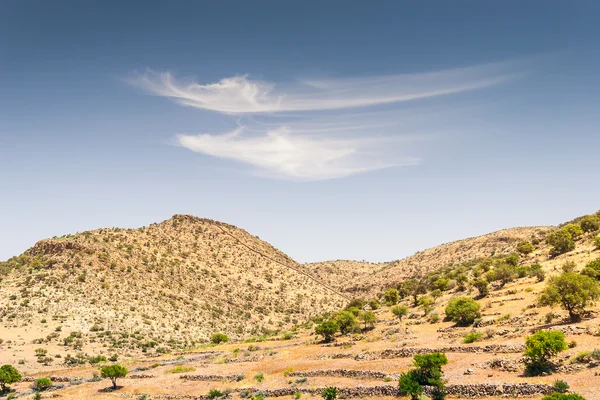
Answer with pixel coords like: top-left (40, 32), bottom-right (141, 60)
top-left (595, 236), bottom-right (600, 250)
top-left (333, 311), bottom-right (360, 335)
top-left (445, 297), bottom-right (481, 326)
top-left (100, 364), bottom-right (128, 389)
top-left (254, 373), bottom-right (264, 383)
top-left (580, 215), bottom-right (600, 233)
top-left (547, 229), bottom-right (576, 256)
top-left (0, 365), bottom-right (21, 392)
top-left (31, 377), bottom-right (52, 391)
top-left (210, 333), bottom-right (229, 344)
top-left (473, 279), bottom-right (489, 297)
top-left (315, 320), bottom-right (338, 342)
top-left (321, 386), bottom-right (338, 400)
top-left (523, 330), bottom-right (567, 374)
top-left (581, 258), bottom-right (600, 280)
top-left (383, 288), bottom-right (399, 305)
top-left (398, 370), bottom-right (423, 400)
top-left (541, 394), bottom-right (586, 400)
top-left (553, 380), bottom-right (569, 392)
top-left (391, 305), bottom-right (408, 320)
top-left (463, 331), bottom-right (483, 343)
top-left (539, 272), bottom-right (600, 321)
top-left (207, 389), bottom-right (224, 399)
top-left (517, 241), bottom-right (535, 254)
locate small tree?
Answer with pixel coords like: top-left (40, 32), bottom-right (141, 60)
top-left (579, 215), bottom-right (600, 233)
top-left (445, 297), bottom-right (481, 326)
top-left (539, 272), bottom-right (600, 321)
top-left (210, 333), bottom-right (229, 344)
top-left (546, 229), bottom-right (575, 257)
top-left (321, 386), bottom-right (338, 400)
top-left (412, 352), bottom-right (448, 400)
top-left (383, 288), bottom-right (399, 305)
top-left (493, 263), bottom-right (517, 286)
top-left (358, 311), bottom-right (377, 330)
top-left (391, 305), bottom-right (408, 321)
top-left (523, 330), bottom-right (567, 374)
top-left (0, 365), bottom-right (21, 393)
top-left (473, 279), bottom-right (489, 298)
top-left (398, 371), bottom-right (422, 400)
top-left (315, 320), bottom-right (338, 342)
top-left (529, 264), bottom-right (546, 282)
top-left (581, 259), bottom-right (600, 280)
top-left (334, 311), bottom-right (360, 335)
top-left (517, 241), bottom-right (535, 254)
top-left (100, 364), bottom-right (128, 389)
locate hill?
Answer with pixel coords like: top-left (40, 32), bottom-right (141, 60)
top-left (0, 215), bottom-right (347, 356)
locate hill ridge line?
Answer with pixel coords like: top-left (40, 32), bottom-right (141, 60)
top-left (213, 223), bottom-right (351, 301)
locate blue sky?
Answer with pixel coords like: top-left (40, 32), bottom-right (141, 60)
top-left (1, 1), bottom-right (599, 262)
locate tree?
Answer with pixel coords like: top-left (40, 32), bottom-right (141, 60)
top-left (579, 215), bottom-right (600, 233)
top-left (539, 272), bottom-right (600, 321)
top-left (358, 311), bottom-right (377, 330)
top-left (473, 279), bottom-right (489, 298)
top-left (517, 241), bottom-right (535, 254)
top-left (493, 263), bottom-right (517, 286)
top-left (546, 229), bottom-right (576, 256)
top-left (445, 297), bottom-right (481, 326)
top-left (0, 365), bottom-right (21, 392)
top-left (523, 330), bottom-right (567, 374)
top-left (321, 386), bottom-right (338, 400)
top-left (391, 305), bottom-right (408, 321)
top-left (334, 311), bottom-right (360, 335)
top-left (383, 288), bottom-right (399, 305)
top-left (562, 223), bottom-right (583, 239)
top-left (315, 320), bottom-right (338, 342)
top-left (210, 333), bottom-right (229, 344)
top-left (100, 364), bottom-right (128, 389)
top-left (581, 258), bottom-right (600, 280)
top-left (412, 352), bottom-right (448, 400)
top-left (398, 371), bottom-right (423, 400)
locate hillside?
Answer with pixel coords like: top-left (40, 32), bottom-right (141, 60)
top-left (0, 215), bottom-right (347, 356)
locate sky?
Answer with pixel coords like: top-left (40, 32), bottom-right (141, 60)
top-left (1, 1), bottom-right (600, 263)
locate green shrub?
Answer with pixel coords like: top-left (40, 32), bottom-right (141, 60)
top-left (398, 370), bottom-right (423, 400)
top-left (333, 311), bottom-right (360, 335)
top-left (383, 288), bottom-right (399, 305)
top-left (595, 236), bottom-right (600, 250)
top-left (542, 394), bottom-right (586, 400)
top-left (100, 364), bottom-right (128, 389)
top-left (463, 331), bottom-right (483, 343)
top-left (473, 279), bottom-right (489, 297)
top-left (254, 373), bottom-right (264, 383)
top-left (0, 365), bottom-right (22, 392)
top-left (207, 389), bottom-right (224, 399)
top-left (210, 333), bottom-right (229, 344)
top-left (31, 377), bottom-right (52, 391)
top-left (391, 305), bottom-right (408, 320)
top-left (529, 264), bottom-right (546, 282)
top-left (547, 229), bottom-right (576, 256)
top-left (553, 380), bottom-right (569, 392)
top-left (517, 241), bottom-right (535, 254)
top-left (315, 320), bottom-right (338, 342)
top-left (445, 297), bottom-right (481, 326)
top-left (321, 386), bottom-right (338, 400)
top-left (539, 272), bottom-right (600, 321)
top-left (580, 215), bottom-right (600, 233)
top-left (581, 259), bottom-right (600, 280)
top-left (523, 330), bottom-right (567, 375)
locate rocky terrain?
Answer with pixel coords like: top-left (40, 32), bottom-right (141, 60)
top-left (1, 211), bottom-right (600, 399)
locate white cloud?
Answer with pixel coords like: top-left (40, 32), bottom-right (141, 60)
top-left (130, 61), bottom-right (521, 180)
top-left (177, 126), bottom-right (418, 181)
top-left (129, 62), bottom-right (520, 114)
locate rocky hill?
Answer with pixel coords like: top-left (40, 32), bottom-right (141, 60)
top-left (0, 215), bottom-right (347, 355)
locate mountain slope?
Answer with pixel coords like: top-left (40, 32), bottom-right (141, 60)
top-left (0, 215), bottom-right (346, 355)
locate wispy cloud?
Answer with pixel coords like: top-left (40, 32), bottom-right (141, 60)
top-left (177, 126), bottom-right (419, 181)
top-left (130, 62), bottom-right (519, 114)
top-left (130, 61), bottom-right (521, 180)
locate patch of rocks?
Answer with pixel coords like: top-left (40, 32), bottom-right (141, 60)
top-left (287, 369), bottom-right (395, 380)
top-left (179, 373), bottom-right (245, 382)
